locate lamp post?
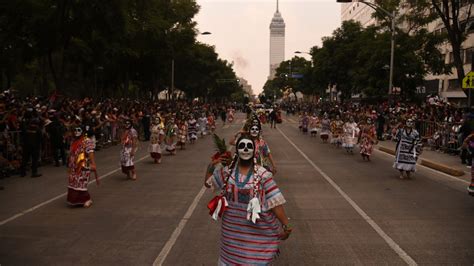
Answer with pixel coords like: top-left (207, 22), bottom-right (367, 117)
top-left (170, 31), bottom-right (212, 101)
top-left (294, 51), bottom-right (312, 67)
top-left (336, 0), bottom-right (396, 98)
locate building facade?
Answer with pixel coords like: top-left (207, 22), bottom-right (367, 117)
top-left (341, 1), bottom-right (377, 27)
top-left (269, 0), bottom-right (285, 80)
top-left (238, 77), bottom-right (254, 97)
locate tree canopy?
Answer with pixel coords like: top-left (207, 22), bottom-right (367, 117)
top-left (0, 0), bottom-right (240, 101)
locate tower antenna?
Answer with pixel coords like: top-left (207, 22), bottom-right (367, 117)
top-left (277, 0), bottom-right (279, 12)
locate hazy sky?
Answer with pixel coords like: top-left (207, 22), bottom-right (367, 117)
top-left (195, 0), bottom-right (342, 95)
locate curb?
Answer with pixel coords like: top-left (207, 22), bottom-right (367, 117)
top-left (378, 146), bottom-right (465, 177)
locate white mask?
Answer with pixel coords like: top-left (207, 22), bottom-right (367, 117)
top-left (237, 139), bottom-right (254, 161)
top-left (74, 127), bottom-right (83, 137)
top-left (250, 126), bottom-right (260, 137)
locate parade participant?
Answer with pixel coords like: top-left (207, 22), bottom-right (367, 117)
top-left (120, 119), bottom-right (138, 180)
top-left (301, 112), bottom-right (309, 134)
top-left (165, 116), bottom-right (178, 155)
top-left (320, 113), bottom-right (331, 143)
top-left (309, 112), bottom-right (320, 137)
top-left (269, 107), bottom-right (278, 129)
top-left (227, 107), bottom-right (235, 123)
top-left (198, 113), bottom-right (208, 136)
top-left (205, 135), bottom-right (291, 265)
top-left (330, 115), bottom-right (344, 147)
top-left (207, 113), bottom-right (216, 134)
top-left (149, 116), bottom-right (164, 164)
top-left (359, 117), bottom-right (377, 161)
top-left (67, 126), bottom-right (97, 207)
top-left (187, 114), bottom-right (198, 144)
top-left (177, 118), bottom-right (187, 150)
top-left (342, 116), bottom-right (359, 154)
top-left (394, 119), bottom-right (421, 179)
top-left (461, 129), bottom-right (474, 196)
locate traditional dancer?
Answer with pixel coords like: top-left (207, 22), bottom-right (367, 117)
top-left (320, 113), bottom-right (331, 143)
top-left (165, 116), bottom-right (178, 155)
top-left (227, 107), bottom-right (235, 123)
top-left (67, 126), bottom-right (97, 207)
top-left (205, 135), bottom-right (292, 265)
top-left (309, 112), bottom-right (320, 137)
top-left (121, 120), bottom-right (139, 180)
top-left (393, 119), bottom-right (421, 179)
top-left (463, 131), bottom-right (474, 195)
top-left (301, 112), bottom-right (309, 134)
top-left (177, 118), bottom-right (187, 150)
top-left (359, 117), bottom-right (377, 161)
top-left (342, 116), bottom-right (359, 154)
top-left (149, 116), bottom-right (164, 164)
top-left (187, 114), bottom-right (198, 144)
top-left (208, 113), bottom-right (216, 134)
top-left (231, 115), bottom-right (277, 174)
top-left (330, 115), bottom-right (344, 147)
top-left (198, 113), bottom-right (208, 136)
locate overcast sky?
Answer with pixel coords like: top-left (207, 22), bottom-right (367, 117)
top-left (195, 0), bottom-right (342, 95)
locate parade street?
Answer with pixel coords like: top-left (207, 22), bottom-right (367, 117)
top-left (0, 113), bottom-right (473, 265)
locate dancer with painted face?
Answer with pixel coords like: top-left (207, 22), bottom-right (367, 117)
top-left (121, 120), bottom-right (139, 180)
top-left (165, 116), bottom-right (178, 155)
top-left (342, 116), bottom-right (359, 154)
top-left (330, 115), bottom-right (344, 147)
top-left (393, 119), bottom-right (421, 179)
top-left (231, 116), bottom-right (277, 174)
top-left (187, 114), bottom-right (198, 144)
top-left (358, 117), bottom-right (377, 161)
top-left (309, 112), bottom-right (320, 137)
top-left (206, 136), bottom-right (292, 265)
top-left (67, 126), bottom-right (97, 207)
top-left (149, 116), bottom-right (164, 164)
top-left (320, 113), bottom-right (331, 143)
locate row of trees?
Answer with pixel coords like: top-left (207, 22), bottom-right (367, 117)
top-left (264, 0), bottom-right (472, 102)
top-left (0, 0), bottom-right (241, 100)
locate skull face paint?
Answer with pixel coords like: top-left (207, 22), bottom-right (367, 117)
top-left (125, 121), bottom-right (132, 129)
top-left (74, 127), bottom-right (83, 137)
top-left (237, 138), bottom-right (254, 161)
top-left (406, 119), bottom-right (414, 128)
top-left (249, 125), bottom-right (260, 137)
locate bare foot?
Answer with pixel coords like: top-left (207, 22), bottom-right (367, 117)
top-left (84, 200), bottom-right (93, 208)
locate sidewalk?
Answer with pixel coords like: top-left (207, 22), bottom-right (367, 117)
top-left (377, 140), bottom-right (468, 177)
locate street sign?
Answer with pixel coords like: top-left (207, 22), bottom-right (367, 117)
top-left (462, 71), bottom-right (474, 89)
top-left (291, 73), bottom-right (304, 79)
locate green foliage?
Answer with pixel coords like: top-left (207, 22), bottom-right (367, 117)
top-left (0, 0), bottom-right (238, 100)
top-left (295, 8), bottom-right (447, 102)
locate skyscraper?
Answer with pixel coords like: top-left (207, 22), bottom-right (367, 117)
top-left (269, 0), bottom-right (285, 80)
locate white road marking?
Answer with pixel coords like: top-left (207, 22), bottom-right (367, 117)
top-left (284, 120), bottom-right (470, 185)
top-left (277, 127), bottom-right (418, 266)
top-left (0, 155), bottom-right (149, 226)
top-left (152, 186), bottom-right (207, 266)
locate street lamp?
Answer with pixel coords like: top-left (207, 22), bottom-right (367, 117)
top-left (294, 51), bottom-right (313, 67)
top-left (170, 31), bottom-right (212, 100)
top-left (336, 0), bottom-right (396, 97)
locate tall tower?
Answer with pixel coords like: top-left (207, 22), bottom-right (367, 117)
top-left (269, 0), bottom-right (285, 80)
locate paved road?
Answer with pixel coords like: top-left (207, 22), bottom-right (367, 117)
top-left (0, 113), bottom-right (473, 265)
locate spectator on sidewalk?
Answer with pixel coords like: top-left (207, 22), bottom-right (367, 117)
top-left (20, 112), bottom-right (42, 178)
top-left (46, 110), bottom-right (66, 167)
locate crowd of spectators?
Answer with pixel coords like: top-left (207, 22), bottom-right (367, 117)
top-left (0, 90), bottom-right (238, 183)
